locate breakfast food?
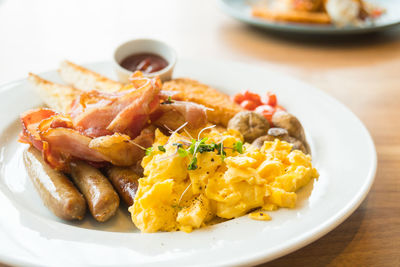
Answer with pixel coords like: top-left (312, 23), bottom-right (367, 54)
top-left (19, 60), bottom-right (318, 232)
top-left (233, 90), bottom-right (310, 153)
top-left (23, 147), bottom-right (87, 220)
top-left (163, 78), bottom-right (244, 127)
top-left (28, 73), bottom-right (80, 113)
top-left (252, 0), bottom-right (384, 26)
top-left (70, 160), bottom-right (120, 222)
top-left (106, 166), bottom-right (140, 206)
top-left (227, 111), bottom-right (270, 143)
top-left (130, 128), bottom-right (318, 233)
top-left (59, 60), bottom-right (123, 92)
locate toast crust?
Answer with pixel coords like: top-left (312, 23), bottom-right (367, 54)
top-left (59, 60), bottom-right (123, 92)
top-left (28, 73), bottom-right (80, 113)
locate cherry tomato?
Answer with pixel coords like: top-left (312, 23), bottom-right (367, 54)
top-left (243, 90), bottom-right (262, 105)
top-left (232, 93), bottom-right (245, 104)
top-left (264, 92), bottom-right (277, 107)
top-left (240, 100), bottom-right (259, 110)
top-left (255, 105), bottom-right (275, 123)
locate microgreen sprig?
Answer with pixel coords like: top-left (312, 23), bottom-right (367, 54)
top-left (150, 124), bottom-right (244, 171)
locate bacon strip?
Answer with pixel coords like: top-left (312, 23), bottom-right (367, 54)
top-left (20, 108), bottom-right (154, 170)
top-left (20, 108), bottom-right (58, 151)
top-left (19, 72), bottom-right (206, 171)
top-left (154, 101), bottom-right (208, 130)
top-left (70, 75), bottom-right (160, 138)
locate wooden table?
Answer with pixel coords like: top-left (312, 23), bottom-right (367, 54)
top-left (0, 0), bottom-right (399, 266)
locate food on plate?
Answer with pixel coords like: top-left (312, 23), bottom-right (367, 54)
top-left (154, 100), bottom-right (208, 130)
top-left (163, 78), bottom-right (244, 127)
top-left (58, 61), bottom-right (242, 127)
top-left (325, 0), bottom-right (384, 26)
top-left (129, 128), bottom-right (318, 233)
top-left (120, 53), bottom-right (168, 74)
top-left (23, 147), bottom-right (86, 220)
top-left (233, 90), bottom-right (285, 125)
top-left (59, 60), bottom-right (124, 92)
top-left (28, 73), bottom-right (80, 113)
top-left (106, 166), bottom-right (140, 206)
top-left (232, 90), bottom-right (310, 153)
top-left (252, 0), bottom-right (384, 26)
top-left (252, 128), bottom-right (308, 154)
top-left (227, 111), bottom-right (270, 143)
top-left (70, 160), bottom-right (120, 222)
top-left (272, 110), bottom-right (310, 152)
top-left (19, 59), bottom-right (317, 232)
top-left (252, 1), bottom-right (330, 24)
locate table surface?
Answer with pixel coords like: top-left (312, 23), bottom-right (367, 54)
top-left (1, 0), bottom-right (399, 266)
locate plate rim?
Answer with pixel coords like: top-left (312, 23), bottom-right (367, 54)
top-left (0, 59), bottom-right (377, 266)
top-left (217, 0), bottom-right (400, 34)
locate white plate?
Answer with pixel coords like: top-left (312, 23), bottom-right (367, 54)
top-left (218, 0), bottom-right (400, 34)
top-left (0, 59), bottom-right (376, 266)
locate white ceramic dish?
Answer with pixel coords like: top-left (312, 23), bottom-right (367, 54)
top-left (218, 0), bottom-right (400, 34)
top-left (114, 38), bottom-right (177, 83)
top-left (0, 59), bottom-right (376, 266)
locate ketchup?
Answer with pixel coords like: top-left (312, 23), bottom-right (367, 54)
top-left (120, 53), bottom-right (168, 74)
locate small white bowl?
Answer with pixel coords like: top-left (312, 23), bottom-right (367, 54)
top-left (113, 38), bottom-right (177, 83)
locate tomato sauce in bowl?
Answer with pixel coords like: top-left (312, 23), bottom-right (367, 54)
top-left (120, 53), bottom-right (168, 74)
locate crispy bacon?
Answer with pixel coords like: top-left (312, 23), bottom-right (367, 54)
top-left (19, 72), bottom-right (207, 171)
top-left (19, 108), bottom-right (58, 151)
top-left (40, 127), bottom-right (108, 167)
top-left (70, 74), bottom-right (160, 138)
top-left (20, 109), bottom-right (106, 170)
top-left (20, 108), bottom-right (155, 171)
top-left (154, 101), bottom-right (208, 130)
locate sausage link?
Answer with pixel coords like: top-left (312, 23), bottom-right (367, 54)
top-left (70, 161), bottom-right (119, 222)
top-left (106, 166), bottom-right (139, 206)
top-left (23, 147), bottom-right (86, 220)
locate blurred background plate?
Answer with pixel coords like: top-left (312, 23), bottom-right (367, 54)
top-left (218, 0), bottom-right (400, 34)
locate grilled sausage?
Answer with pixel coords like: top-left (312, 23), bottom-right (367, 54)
top-left (23, 147), bottom-right (86, 220)
top-left (70, 161), bottom-right (119, 222)
top-left (106, 166), bottom-right (140, 206)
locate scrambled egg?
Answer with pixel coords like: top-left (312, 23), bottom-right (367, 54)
top-left (129, 129), bottom-right (319, 233)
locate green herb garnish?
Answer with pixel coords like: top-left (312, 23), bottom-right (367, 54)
top-left (145, 147), bottom-right (154, 156)
top-left (164, 96), bottom-right (173, 104)
top-left (213, 142), bottom-right (226, 160)
top-left (233, 141), bottom-right (243, 153)
top-left (178, 147), bottom-right (188, 157)
top-left (172, 143), bottom-right (183, 148)
top-left (158, 145), bottom-right (166, 152)
top-left (188, 157), bottom-right (198, 170)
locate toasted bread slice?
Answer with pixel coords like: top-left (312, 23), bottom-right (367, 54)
top-left (28, 73), bottom-right (80, 113)
top-left (59, 61), bottom-right (124, 93)
top-left (252, 6), bottom-right (331, 24)
top-left (162, 78), bottom-right (243, 127)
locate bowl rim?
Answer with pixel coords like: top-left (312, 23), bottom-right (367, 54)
top-left (113, 38), bottom-right (177, 77)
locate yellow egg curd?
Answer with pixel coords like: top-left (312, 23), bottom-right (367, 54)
top-left (128, 129), bottom-right (319, 233)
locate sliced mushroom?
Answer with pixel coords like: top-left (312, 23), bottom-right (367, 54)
top-left (271, 111), bottom-right (310, 153)
top-left (272, 111), bottom-right (305, 142)
top-left (252, 135), bottom-right (275, 148)
top-left (228, 111), bottom-right (270, 143)
top-left (252, 127), bottom-right (308, 154)
top-left (268, 127), bottom-right (289, 138)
